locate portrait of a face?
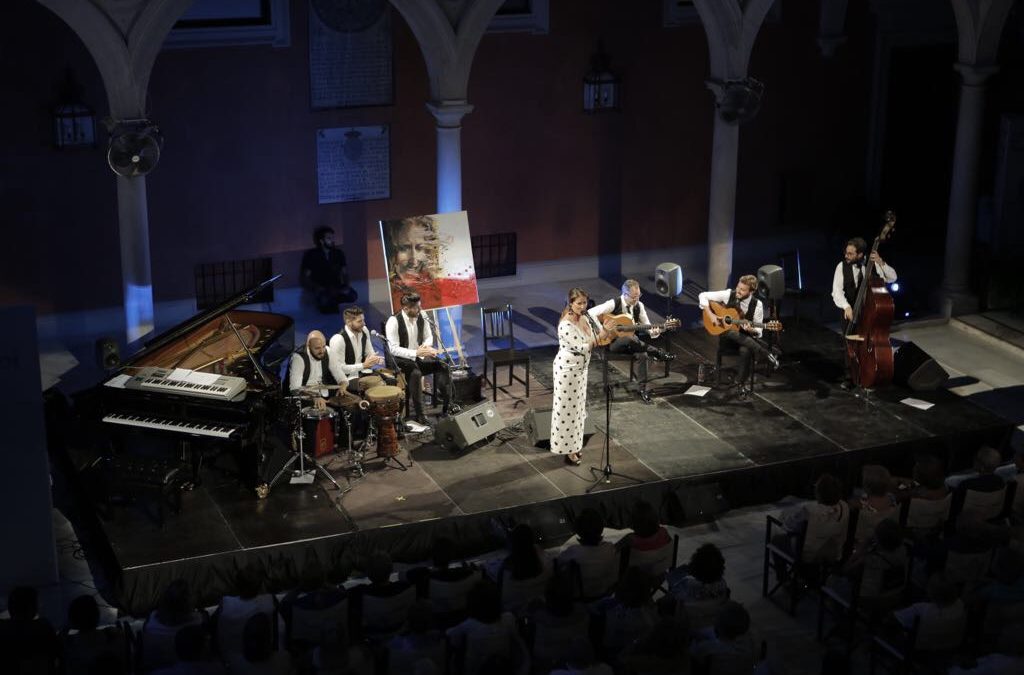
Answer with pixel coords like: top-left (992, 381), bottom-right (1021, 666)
top-left (380, 211), bottom-right (479, 312)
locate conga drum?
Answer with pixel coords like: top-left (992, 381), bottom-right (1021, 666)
top-left (365, 385), bottom-right (403, 458)
top-left (300, 407), bottom-right (337, 458)
top-left (357, 375), bottom-right (384, 393)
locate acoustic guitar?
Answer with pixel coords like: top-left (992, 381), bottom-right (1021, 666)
top-left (595, 313), bottom-right (681, 347)
top-left (702, 301), bottom-right (784, 337)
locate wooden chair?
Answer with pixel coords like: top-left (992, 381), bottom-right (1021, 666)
top-left (763, 507), bottom-right (851, 615)
top-left (869, 606), bottom-right (966, 674)
top-left (715, 338), bottom-right (758, 388)
top-left (481, 304), bottom-right (530, 402)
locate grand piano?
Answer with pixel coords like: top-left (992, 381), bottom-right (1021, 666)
top-left (88, 277), bottom-right (294, 495)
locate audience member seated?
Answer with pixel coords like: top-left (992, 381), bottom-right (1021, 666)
top-left (527, 574), bottom-right (589, 673)
top-left (548, 636), bottom-right (613, 675)
top-left (891, 573), bottom-right (966, 653)
top-left (493, 524), bottom-right (553, 615)
top-left (949, 446), bottom-right (1007, 521)
top-left (557, 508), bottom-right (619, 600)
top-left (850, 464), bottom-right (900, 551)
top-left (309, 641), bottom-right (374, 675)
top-left (141, 579), bottom-right (208, 673)
top-left (385, 601), bottom-right (446, 675)
top-left (592, 567), bottom-right (659, 661)
top-left (61, 594), bottom-right (128, 675)
top-left (351, 550), bottom-right (415, 638)
top-left (835, 519), bottom-right (908, 613)
top-left (616, 500), bottom-right (673, 580)
top-left (279, 560), bottom-right (348, 653)
top-left (689, 601), bottom-right (757, 675)
top-left (150, 624), bottom-right (224, 675)
top-left (0, 585), bottom-right (59, 675)
top-left (775, 474), bottom-right (850, 582)
top-left (213, 564), bottom-right (277, 660)
top-left (445, 580), bottom-right (527, 675)
top-left (897, 455), bottom-right (952, 543)
top-left (1000, 446), bottom-right (1024, 525)
top-left (970, 548), bottom-right (1024, 649)
top-left (405, 536), bottom-right (481, 623)
top-left (667, 542), bottom-right (731, 631)
top-left (948, 628), bottom-right (1024, 675)
top-left (231, 613), bottom-right (293, 675)
top-left (617, 614), bottom-right (692, 675)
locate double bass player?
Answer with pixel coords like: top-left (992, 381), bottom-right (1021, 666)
top-left (832, 225), bottom-right (898, 390)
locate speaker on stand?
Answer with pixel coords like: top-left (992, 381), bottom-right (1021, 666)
top-left (654, 262), bottom-right (683, 320)
top-left (95, 337), bottom-right (121, 370)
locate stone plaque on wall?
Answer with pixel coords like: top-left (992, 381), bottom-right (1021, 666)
top-left (309, 0), bottom-right (392, 109)
top-left (316, 125), bottom-right (390, 204)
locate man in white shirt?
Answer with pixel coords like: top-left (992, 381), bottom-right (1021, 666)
top-left (698, 275), bottom-right (779, 395)
top-left (384, 293), bottom-right (450, 425)
top-left (588, 279), bottom-right (674, 404)
top-left (329, 306), bottom-right (385, 394)
top-left (287, 330), bottom-right (347, 411)
top-left (831, 237), bottom-right (898, 324)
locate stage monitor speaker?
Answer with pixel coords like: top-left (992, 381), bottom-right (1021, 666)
top-left (95, 337), bottom-right (120, 370)
top-left (523, 407), bottom-right (596, 449)
top-left (756, 264), bottom-right (785, 301)
top-left (893, 341), bottom-right (949, 392)
top-left (654, 262), bottom-right (683, 298)
top-left (435, 402), bottom-right (506, 452)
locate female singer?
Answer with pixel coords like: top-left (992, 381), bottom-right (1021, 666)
top-left (551, 288), bottom-right (612, 465)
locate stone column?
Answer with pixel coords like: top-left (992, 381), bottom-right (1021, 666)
top-left (706, 113), bottom-right (740, 293)
top-left (941, 63), bottom-right (996, 312)
top-left (426, 101), bottom-right (475, 213)
top-left (117, 175), bottom-right (155, 341)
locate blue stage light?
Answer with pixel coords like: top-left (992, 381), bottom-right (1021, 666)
top-left (904, 311), bottom-right (910, 317)
top-left (891, 282), bottom-right (900, 292)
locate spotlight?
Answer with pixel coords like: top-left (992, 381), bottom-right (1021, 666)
top-left (890, 282), bottom-right (900, 292)
top-left (904, 312), bottom-right (910, 318)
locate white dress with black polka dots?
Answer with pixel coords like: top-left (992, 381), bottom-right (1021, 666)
top-left (550, 317), bottom-right (595, 455)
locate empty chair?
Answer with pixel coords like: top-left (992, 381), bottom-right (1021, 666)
top-left (480, 304), bottom-right (530, 402)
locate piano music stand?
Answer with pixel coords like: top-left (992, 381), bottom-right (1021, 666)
top-left (270, 399), bottom-right (345, 491)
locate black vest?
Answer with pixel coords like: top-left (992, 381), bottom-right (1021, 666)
top-left (727, 290), bottom-right (759, 321)
top-left (612, 296), bottom-right (642, 322)
top-left (337, 328), bottom-right (369, 365)
top-left (395, 313), bottom-right (425, 349)
top-left (840, 261), bottom-right (862, 309)
top-left (293, 348), bottom-right (338, 387)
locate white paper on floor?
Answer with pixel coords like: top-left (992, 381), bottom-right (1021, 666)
top-left (900, 397), bottom-right (934, 410)
top-left (685, 385), bottom-right (711, 397)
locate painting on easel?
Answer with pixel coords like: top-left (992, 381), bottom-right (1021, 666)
top-left (379, 210), bottom-right (479, 312)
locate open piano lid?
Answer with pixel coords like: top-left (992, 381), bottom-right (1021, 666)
top-left (123, 275), bottom-right (283, 368)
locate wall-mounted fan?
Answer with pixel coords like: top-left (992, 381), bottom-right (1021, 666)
top-left (106, 120), bottom-right (163, 178)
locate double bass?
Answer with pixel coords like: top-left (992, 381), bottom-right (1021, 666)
top-left (845, 211), bottom-right (897, 388)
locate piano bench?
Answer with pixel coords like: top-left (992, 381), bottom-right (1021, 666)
top-left (105, 457), bottom-right (189, 527)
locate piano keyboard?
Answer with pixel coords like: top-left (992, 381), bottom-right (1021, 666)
top-left (124, 367), bottom-right (247, 401)
top-left (102, 413), bottom-right (237, 439)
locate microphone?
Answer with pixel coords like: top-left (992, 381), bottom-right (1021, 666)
top-left (370, 329), bottom-right (388, 341)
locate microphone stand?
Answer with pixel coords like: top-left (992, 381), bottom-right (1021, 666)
top-left (373, 331), bottom-right (408, 434)
top-left (424, 311), bottom-right (460, 416)
top-left (587, 316), bottom-right (642, 493)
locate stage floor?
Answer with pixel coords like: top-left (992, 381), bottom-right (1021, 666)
top-left (77, 320), bottom-right (1014, 582)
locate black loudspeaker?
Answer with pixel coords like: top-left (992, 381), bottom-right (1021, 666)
top-left (95, 337), bottom-right (120, 370)
top-left (523, 407), bottom-right (596, 449)
top-left (893, 341), bottom-right (949, 392)
top-left (757, 264), bottom-right (785, 301)
top-left (435, 402), bottom-right (506, 451)
top-left (654, 262), bottom-right (684, 297)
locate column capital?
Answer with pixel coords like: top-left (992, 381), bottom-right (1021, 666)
top-left (954, 62), bottom-right (999, 86)
top-left (426, 100), bottom-right (475, 128)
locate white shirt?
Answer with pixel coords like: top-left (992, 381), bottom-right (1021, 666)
top-left (288, 346), bottom-right (347, 394)
top-left (385, 311), bottom-right (434, 361)
top-left (588, 294), bottom-right (661, 337)
top-left (698, 289), bottom-right (764, 338)
top-left (328, 326), bottom-right (378, 378)
top-left (831, 260), bottom-right (898, 310)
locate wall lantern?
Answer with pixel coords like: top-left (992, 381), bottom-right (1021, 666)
top-left (583, 43), bottom-right (620, 113)
top-left (53, 70), bottom-right (95, 149)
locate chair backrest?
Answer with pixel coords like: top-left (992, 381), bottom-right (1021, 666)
top-left (961, 485), bottom-right (1008, 522)
top-left (361, 586), bottom-right (416, 634)
top-left (621, 536), bottom-right (677, 581)
top-left (800, 502), bottom-right (850, 564)
top-left (853, 504), bottom-right (899, 546)
top-left (904, 494), bottom-right (952, 532)
top-left (429, 569), bottom-right (483, 615)
top-left (481, 305), bottom-right (514, 353)
top-left (945, 548), bottom-right (994, 587)
top-left (499, 563), bottom-right (551, 615)
top-left (290, 598), bottom-right (348, 646)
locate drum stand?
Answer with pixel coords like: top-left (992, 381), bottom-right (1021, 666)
top-left (341, 410), bottom-right (367, 482)
top-left (270, 409), bottom-right (345, 491)
top-left (365, 418), bottom-right (408, 471)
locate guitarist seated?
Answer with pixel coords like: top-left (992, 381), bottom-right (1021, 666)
top-left (699, 275), bottom-right (780, 395)
top-left (588, 279), bottom-right (675, 404)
